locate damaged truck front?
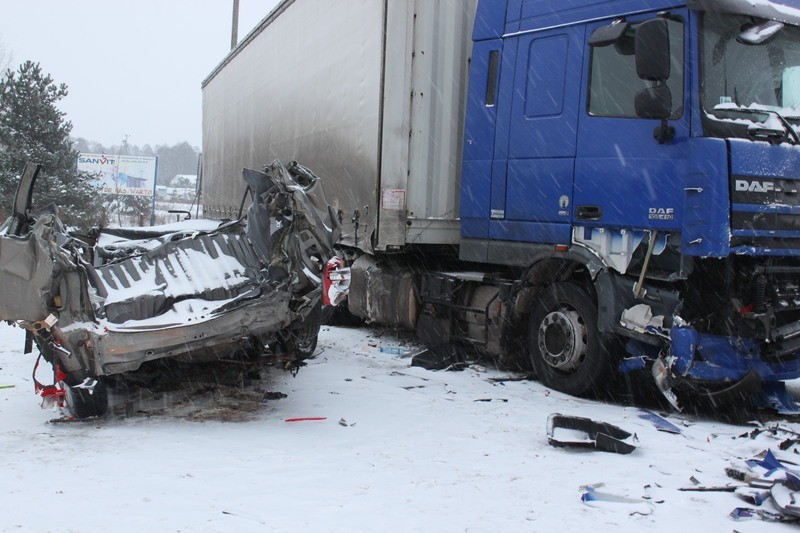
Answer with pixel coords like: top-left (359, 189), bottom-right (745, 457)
top-left (0, 161), bottom-right (337, 417)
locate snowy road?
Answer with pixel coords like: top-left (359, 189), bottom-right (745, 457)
top-left (0, 322), bottom-right (797, 532)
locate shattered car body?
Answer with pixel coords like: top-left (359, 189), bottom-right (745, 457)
top-left (0, 161), bottom-right (338, 417)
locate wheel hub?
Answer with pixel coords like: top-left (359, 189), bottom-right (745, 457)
top-left (538, 309), bottom-right (588, 372)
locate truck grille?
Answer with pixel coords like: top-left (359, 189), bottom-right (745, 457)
top-left (730, 174), bottom-right (800, 251)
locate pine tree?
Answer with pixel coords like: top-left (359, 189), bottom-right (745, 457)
top-left (0, 61), bottom-right (99, 228)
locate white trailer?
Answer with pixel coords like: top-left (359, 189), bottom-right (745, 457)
top-left (202, 0), bottom-right (476, 252)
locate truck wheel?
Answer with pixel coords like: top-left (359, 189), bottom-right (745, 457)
top-left (528, 282), bottom-right (614, 397)
top-left (65, 379), bottom-right (108, 418)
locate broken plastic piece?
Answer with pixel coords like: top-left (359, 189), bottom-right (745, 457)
top-left (638, 409), bottom-right (681, 434)
top-left (580, 485), bottom-right (654, 515)
top-left (760, 381), bottom-right (800, 415)
top-left (322, 257), bottom-right (350, 306)
top-left (379, 346), bottom-right (407, 355)
top-left (771, 482), bottom-right (800, 518)
top-left (620, 304), bottom-right (665, 335)
top-left (547, 413), bottom-right (638, 454)
top-left (730, 507), bottom-right (797, 522)
top-left (735, 486), bottom-right (770, 506)
top-left (746, 449), bottom-right (800, 488)
top-left (652, 356), bottom-right (681, 411)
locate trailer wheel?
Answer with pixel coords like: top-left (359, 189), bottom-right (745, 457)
top-left (528, 282), bottom-right (614, 397)
top-left (65, 378), bottom-right (108, 419)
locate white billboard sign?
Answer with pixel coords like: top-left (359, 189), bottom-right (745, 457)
top-left (77, 153), bottom-right (158, 196)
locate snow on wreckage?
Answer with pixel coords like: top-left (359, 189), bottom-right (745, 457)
top-left (0, 160), bottom-right (338, 418)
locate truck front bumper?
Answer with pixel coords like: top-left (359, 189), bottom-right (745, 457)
top-left (670, 326), bottom-right (800, 383)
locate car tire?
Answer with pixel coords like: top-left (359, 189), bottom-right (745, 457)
top-left (286, 304), bottom-right (322, 360)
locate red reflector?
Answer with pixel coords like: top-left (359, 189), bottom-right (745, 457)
top-left (554, 244), bottom-right (569, 252)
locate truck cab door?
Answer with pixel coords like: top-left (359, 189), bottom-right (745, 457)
top-left (574, 12), bottom-right (689, 235)
top-left (488, 26), bottom-right (585, 244)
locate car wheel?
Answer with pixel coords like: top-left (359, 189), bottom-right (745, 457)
top-left (286, 304), bottom-right (322, 359)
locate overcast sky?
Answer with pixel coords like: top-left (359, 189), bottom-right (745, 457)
top-left (0, 1), bottom-right (280, 149)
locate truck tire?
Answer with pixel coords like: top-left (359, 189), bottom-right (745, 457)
top-left (528, 282), bottom-right (614, 397)
top-left (65, 379), bottom-right (108, 419)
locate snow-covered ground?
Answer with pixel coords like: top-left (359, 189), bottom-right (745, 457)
top-left (1, 321), bottom-right (798, 532)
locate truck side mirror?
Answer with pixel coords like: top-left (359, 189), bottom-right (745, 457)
top-left (635, 85), bottom-right (675, 143)
top-left (635, 86), bottom-right (672, 119)
top-left (636, 19), bottom-right (670, 81)
top-left (635, 19), bottom-right (674, 143)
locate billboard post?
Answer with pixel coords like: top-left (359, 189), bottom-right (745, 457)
top-left (150, 157), bottom-right (159, 226)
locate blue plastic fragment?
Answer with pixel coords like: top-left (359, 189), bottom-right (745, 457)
top-left (618, 356), bottom-right (647, 373)
top-left (746, 449), bottom-right (800, 490)
top-left (730, 507), bottom-right (789, 522)
top-left (638, 409), bottom-right (681, 434)
top-left (760, 382), bottom-right (800, 415)
top-left (748, 449), bottom-right (785, 473)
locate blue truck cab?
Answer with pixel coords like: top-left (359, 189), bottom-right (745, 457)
top-left (456, 0), bottom-right (800, 409)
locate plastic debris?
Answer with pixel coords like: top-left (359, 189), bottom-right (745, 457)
top-left (738, 423), bottom-right (800, 452)
top-left (722, 450), bottom-right (800, 522)
top-left (284, 417), bottom-right (327, 422)
top-left (730, 507), bottom-right (797, 522)
top-left (771, 481), bottom-right (800, 518)
top-left (746, 449), bottom-right (800, 488)
top-left (580, 484), bottom-right (654, 516)
top-left (638, 409), bottom-right (681, 434)
top-left (735, 486), bottom-right (770, 506)
top-left (474, 398), bottom-right (508, 403)
top-left (620, 304), bottom-right (665, 335)
top-left (679, 485), bottom-right (739, 492)
top-left (379, 346), bottom-right (407, 355)
top-left (651, 356), bottom-right (681, 411)
top-left (547, 413), bottom-right (638, 454)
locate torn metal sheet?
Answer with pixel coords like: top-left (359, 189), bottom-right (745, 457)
top-left (547, 413), bottom-right (638, 454)
top-left (0, 160), bottom-right (338, 417)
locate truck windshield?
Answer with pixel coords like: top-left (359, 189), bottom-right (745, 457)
top-left (701, 12), bottom-right (800, 142)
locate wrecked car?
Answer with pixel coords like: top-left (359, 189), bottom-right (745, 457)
top-left (0, 160), bottom-right (338, 418)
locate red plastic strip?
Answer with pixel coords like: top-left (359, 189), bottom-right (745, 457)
top-left (284, 417), bottom-right (327, 422)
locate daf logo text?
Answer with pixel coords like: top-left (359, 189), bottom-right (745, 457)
top-left (735, 179), bottom-right (776, 193)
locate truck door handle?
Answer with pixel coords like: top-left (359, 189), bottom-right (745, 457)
top-left (576, 205), bottom-right (602, 221)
